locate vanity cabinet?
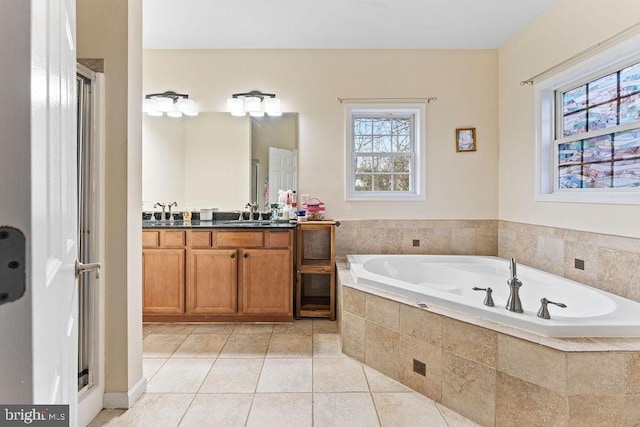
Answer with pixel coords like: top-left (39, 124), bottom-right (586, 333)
top-left (142, 228), bottom-right (294, 322)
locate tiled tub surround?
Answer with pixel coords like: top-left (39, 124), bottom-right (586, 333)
top-left (335, 219), bottom-right (640, 305)
top-left (498, 220), bottom-right (640, 304)
top-left (338, 269), bottom-right (640, 427)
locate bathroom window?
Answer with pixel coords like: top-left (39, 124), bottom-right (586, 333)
top-left (535, 36), bottom-right (640, 204)
top-left (345, 104), bottom-right (425, 201)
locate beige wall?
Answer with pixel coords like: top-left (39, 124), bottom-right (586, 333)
top-left (498, 0), bottom-right (640, 238)
top-left (143, 49), bottom-right (499, 220)
top-left (77, 0), bottom-right (143, 397)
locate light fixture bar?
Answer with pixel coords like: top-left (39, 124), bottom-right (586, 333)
top-left (227, 90), bottom-right (282, 117)
top-left (144, 90), bottom-right (198, 117)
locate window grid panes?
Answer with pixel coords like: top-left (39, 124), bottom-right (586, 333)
top-left (352, 115), bottom-right (414, 193)
top-left (556, 61), bottom-right (640, 189)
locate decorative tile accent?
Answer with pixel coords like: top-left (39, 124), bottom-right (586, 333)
top-left (399, 334), bottom-right (442, 402)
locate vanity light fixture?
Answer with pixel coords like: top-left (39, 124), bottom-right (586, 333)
top-left (227, 90), bottom-right (282, 117)
top-left (143, 90), bottom-right (199, 118)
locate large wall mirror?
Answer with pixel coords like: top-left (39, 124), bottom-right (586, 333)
top-left (142, 112), bottom-right (297, 212)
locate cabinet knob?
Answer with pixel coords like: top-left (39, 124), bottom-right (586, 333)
top-left (243, 253), bottom-right (248, 258)
top-left (230, 253), bottom-right (235, 259)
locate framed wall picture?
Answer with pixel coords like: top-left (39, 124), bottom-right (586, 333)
top-left (456, 128), bottom-right (476, 152)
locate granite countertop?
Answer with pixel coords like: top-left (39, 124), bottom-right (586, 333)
top-left (142, 219), bottom-right (297, 229)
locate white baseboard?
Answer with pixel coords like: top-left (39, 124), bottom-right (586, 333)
top-left (103, 377), bottom-right (147, 409)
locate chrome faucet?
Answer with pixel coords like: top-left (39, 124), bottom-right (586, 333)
top-left (167, 202), bottom-right (177, 221)
top-left (154, 202), bottom-right (167, 221)
top-left (245, 202), bottom-right (258, 220)
top-left (506, 258), bottom-right (523, 313)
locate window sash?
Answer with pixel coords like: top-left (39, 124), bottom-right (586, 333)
top-left (350, 113), bottom-right (416, 193)
top-left (552, 60), bottom-right (640, 191)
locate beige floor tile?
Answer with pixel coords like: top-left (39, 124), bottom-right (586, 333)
top-left (313, 333), bottom-right (346, 358)
top-left (199, 358), bottom-right (264, 393)
top-left (256, 358), bottom-right (312, 392)
top-left (142, 358), bottom-right (166, 382)
top-left (179, 393), bottom-right (253, 427)
top-left (246, 393), bottom-right (312, 427)
top-left (150, 323), bottom-right (198, 334)
top-left (146, 358), bottom-right (213, 393)
top-left (313, 358), bottom-right (369, 392)
top-left (313, 319), bottom-right (339, 334)
top-left (142, 323), bottom-right (164, 335)
top-left (272, 319), bottom-right (313, 335)
top-left (436, 403), bottom-right (482, 427)
top-left (191, 323), bottom-right (236, 334)
top-left (267, 334), bottom-right (312, 358)
top-left (313, 392), bottom-right (379, 427)
top-left (87, 409), bottom-right (124, 426)
top-left (218, 333), bottom-right (270, 358)
top-left (106, 393), bottom-right (194, 426)
top-left (233, 323), bottom-right (274, 334)
top-left (143, 334), bottom-right (188, 358)
top-left (364, 365), bottom-right (412, 392)
top-left (173, 333), bottom-right (229, 358)
top-left (373, 392), bottom-right (447, 426)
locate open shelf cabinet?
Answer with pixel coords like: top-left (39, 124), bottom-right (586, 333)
top-left (295, 221), bottom-right (336, 320)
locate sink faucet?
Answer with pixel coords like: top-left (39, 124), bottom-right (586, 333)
top-left (506, 258), bottom-right (523, 313)
top-left (245, 202), bottom-right (258, 220)
top-left (167, 202), bottom-right (177, 221)
top-left (154, 202), bottom-right (167, 221)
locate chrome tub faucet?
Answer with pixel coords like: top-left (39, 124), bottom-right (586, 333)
top-left (506, 258), bottom-right (523, 313)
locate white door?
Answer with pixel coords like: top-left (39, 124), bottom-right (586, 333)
top-left (0, 0), bottom-right (79, 423)
top-left (268, 147), bottom-right (298, 204)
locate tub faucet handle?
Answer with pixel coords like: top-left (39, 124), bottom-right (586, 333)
top-left (537, 297), bottom-right (567, 319)
top-left (472, 287), bottom-right (495, 307)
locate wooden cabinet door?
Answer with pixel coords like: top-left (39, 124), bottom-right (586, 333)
top-left (240, 249), bottom-right (292, 316)
top-left (189, 249), bottom-right (238, 314)
top-left (142, 249), bottom-right (186, 314)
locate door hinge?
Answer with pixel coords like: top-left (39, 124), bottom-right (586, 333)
top-left (0, 227), bottom-right (26, 306)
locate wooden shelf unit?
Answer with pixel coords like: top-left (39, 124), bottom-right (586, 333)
top-left (295, 221), bottom-right (336, 320)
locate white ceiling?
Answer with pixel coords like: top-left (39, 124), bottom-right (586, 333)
top-left (143, 0), bottom-right (557, 50)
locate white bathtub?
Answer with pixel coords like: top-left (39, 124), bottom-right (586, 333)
top-left (346, 254), bottom-right (640, 337)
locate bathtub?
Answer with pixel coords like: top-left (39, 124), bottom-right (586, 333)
top-left (346, 254), bottom-right (640, 337)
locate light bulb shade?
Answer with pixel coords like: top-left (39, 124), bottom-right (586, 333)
top-left (177, 98), bottom-right (198, 116)
top-left (265, 97), bottom-right (282, 116)
top-left (244, 96), bottom-right (262, 113)
top-left (143, 98), bottom-right (157, 113)
top-left (147, 109), bottom-right (163, 117)
top-left (227, 98), bottom-right (244, 114)
top-left (167, 110), bottom-right (183, 118)
top-left (156, 96), bottom-right (174, 112)
top-left (249, 111), bottom-right (265, 117)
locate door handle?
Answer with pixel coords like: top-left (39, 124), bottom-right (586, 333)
top-left (76, 260), bottom-right (101, 279)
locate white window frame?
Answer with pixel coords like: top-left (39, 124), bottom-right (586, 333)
top-left (535, 33), bottom-right (640, 205)
top-left (345, 103), bottom-right (426, 201)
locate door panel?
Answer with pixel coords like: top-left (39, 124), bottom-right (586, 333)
top-left (189, 249), bottom-right (238, 314)
top-left (268, 147), bottom-right (297, 204)
top-left (143, 249), bottom-right (186, 314)
top-left (241, 249), bottom-right (292, 315)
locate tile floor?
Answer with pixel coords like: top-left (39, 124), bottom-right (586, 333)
top-left (89, 319), bottom-right (479, 426)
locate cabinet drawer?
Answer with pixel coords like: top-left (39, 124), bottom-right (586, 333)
top-left (216, 231), bottom-right (264, 248)
top-left (142, 231), bottom-right (159, 248)
top-left (266, 231), bottom-right (292, 248)
top-left (163, 230), bottom-right (186, 247)
top-left (190, 231), bottom-right (212, 248)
